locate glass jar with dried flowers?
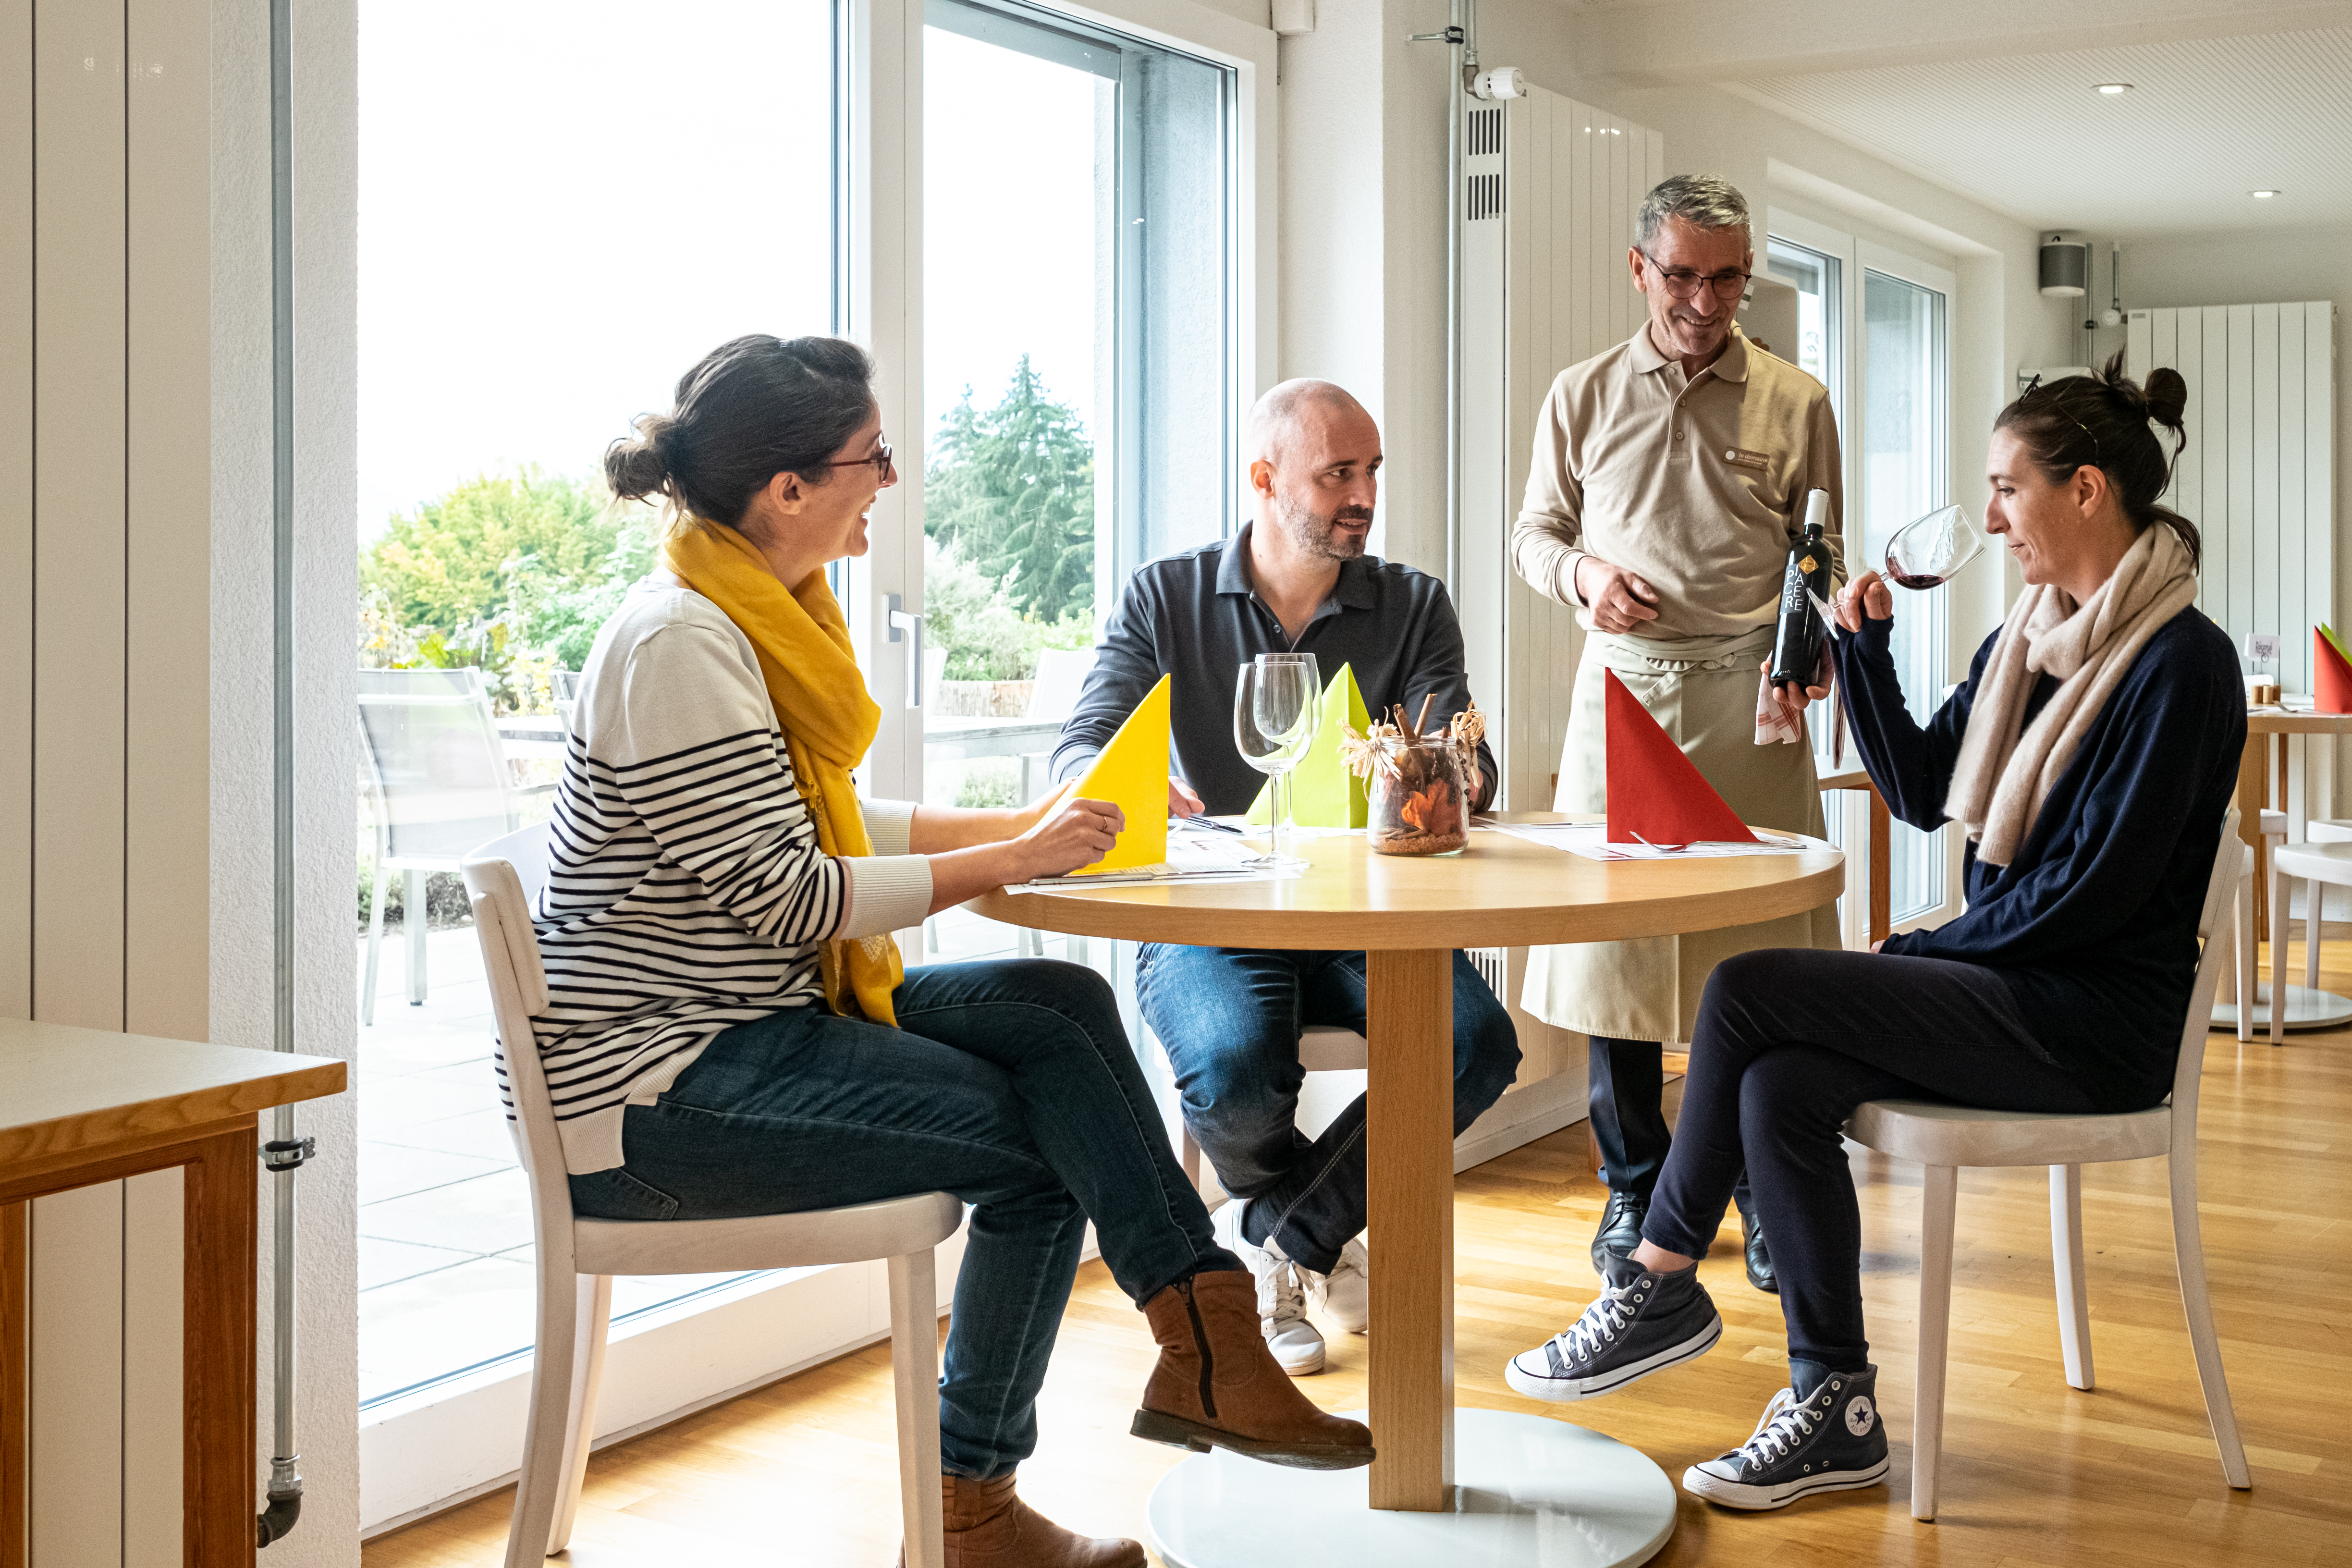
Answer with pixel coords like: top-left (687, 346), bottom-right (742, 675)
top-left (1340, 697), bottom-right (1484, 856)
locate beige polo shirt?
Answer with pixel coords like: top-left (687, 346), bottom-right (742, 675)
top-left (1513, 324), bottom-right (1845, 641)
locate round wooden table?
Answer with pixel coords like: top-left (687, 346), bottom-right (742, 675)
top-left (974, 815), bottom-right (1845, 1567)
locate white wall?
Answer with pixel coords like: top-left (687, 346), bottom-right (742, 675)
top-left (210, 0), bottom-right (364, 1560)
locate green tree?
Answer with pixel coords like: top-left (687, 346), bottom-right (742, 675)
top-left (925, 358), bottom-right (1095, 624)
top-left (362, 466), bottom-right (622, 637)
top-left (923, 534), bottom-right (1094, 682)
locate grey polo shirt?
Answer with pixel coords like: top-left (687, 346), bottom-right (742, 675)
top-left (1053, 523), bottom-right (1498, 817)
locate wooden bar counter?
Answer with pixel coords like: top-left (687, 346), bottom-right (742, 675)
top-left (0, 1020), bottom-right (345, 1568)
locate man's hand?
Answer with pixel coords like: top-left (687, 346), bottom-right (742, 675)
top-left (1573, 554), bottom-right (1663, 635)
top-left (1835, 570), bottom-right (1895, 634)
top-left (1760, 659), bottom-right (1831, 710)
top-left (1168, 778), bottom-right (1205, 818)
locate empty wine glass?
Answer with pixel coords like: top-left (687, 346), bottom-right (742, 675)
top-left (1235, 652), bottom-right (1320, 868)
top-left (1884, 503), bottom-right (1985, 589)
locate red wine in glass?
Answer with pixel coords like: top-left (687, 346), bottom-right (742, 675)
top-left (1884, 504), bottom-right (1984, 590)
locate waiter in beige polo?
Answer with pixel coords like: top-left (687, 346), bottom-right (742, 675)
top-left (1514, 173), bottom-right (1843, 1294)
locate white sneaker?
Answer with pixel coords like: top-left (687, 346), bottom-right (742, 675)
top-left (1300, 1237), bottom-right (1370, 1335)
top-left (1211, 1200), bottom-right (1325, 1376)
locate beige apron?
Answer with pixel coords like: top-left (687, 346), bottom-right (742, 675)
top-left (1522, 625), bottom-right (1840, 1043)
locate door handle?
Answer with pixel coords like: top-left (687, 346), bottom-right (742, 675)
top-left (887, 594), bottom-right (925, 709)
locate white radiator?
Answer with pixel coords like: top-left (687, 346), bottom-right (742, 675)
top-left (2126, 303), bottom-right (2337, 692)
top-left (1457, 87), bottom-right (1665, 809)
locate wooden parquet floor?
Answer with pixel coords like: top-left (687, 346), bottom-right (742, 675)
top-left (368, 945), bottom-right (2352, 1568)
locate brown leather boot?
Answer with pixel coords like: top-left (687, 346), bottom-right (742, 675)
top-left (1131, 1269), bottom-right (1375, 1470)
top-left (903, 1472), bottom-right (1144, 1568)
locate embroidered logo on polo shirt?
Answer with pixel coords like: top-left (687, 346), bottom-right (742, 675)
top-left (1721, 447), bottom-right (1769, 470)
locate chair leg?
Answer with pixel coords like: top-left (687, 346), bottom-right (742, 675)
top-left (2306, 884), bottom-right (2325, 995)
top-left (2270, 864), bottom-right (2290, 1045)
top-left (506, 1268), bottom-right (589, 1568)
top-left (406, 867), bottom-right (430, 1005)
top-left (2232, 869), bottom-right (2254, 1041)
top-left (1911, 1163), bottom-right (1958, 1522)
top-left (1181, 1127), bottom-right (1203, 1191)
top-left (2049, 1164), bottom-right (2094, 1390)
top-left (547, 1274), bottom-right (612, 1554)
top-left (2168, 1138), bottom-right (2253, 1489)
top-left (363, 852), bottom-right (387, 1028)
top-left (888, 1250), bottom-right (946, 1568)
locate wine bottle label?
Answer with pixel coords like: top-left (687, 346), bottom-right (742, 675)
top-left (1798, 553), bottom-right (1818, 575)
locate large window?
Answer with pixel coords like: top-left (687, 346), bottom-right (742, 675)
top-left (1860, 267), bottom-right (1950, 921)
top-left (352, 0), bottom-right (836, 1410)
top-left (917, 0), bottom-right (1237, 962)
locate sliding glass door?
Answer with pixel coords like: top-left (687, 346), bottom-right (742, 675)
top-left (353, 0), bottom-right (837, 1410)
top-left (916, 0), bottom-right (1237, 962)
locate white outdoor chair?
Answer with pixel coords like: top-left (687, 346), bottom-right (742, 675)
top-left (461, 825), bottom-right (959, 1568)
top-left (357, 667), bottom-right (544, 1024)
top-left (1027, 647), bottom-right (1099, 725)
top-left (1845, 808), bottom-right (2250, 1520)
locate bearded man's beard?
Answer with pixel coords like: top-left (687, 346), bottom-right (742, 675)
top-left (1277, 496), bottom-right (1372, 561)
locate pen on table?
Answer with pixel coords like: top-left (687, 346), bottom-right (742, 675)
top-left (1182, 814), bottom-right (1243, 834)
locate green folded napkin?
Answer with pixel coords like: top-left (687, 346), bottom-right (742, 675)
top-left (1246, 663), bottom-right (1372, 828)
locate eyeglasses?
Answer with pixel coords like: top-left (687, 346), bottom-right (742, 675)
top-left (2017, 377), bottom-right (2100, 460)
top-left (1638, 252), bottom-right (1751, 302)
top-left (821, 441), bottom-right (896, 480)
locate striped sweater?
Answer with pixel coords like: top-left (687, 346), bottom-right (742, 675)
top-left (518, 574), bottom-right (934, 1174)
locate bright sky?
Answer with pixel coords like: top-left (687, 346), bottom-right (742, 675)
top-left (358, 3), bottom-right (1103, 541)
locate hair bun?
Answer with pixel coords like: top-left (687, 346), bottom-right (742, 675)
top-left (603, 414), bottom-right (674, 503)
top-left (2142, 366), bottom-right (2189, 431)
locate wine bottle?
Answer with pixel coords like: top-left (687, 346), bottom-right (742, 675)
top-left (1768, 489), bottom-right (1833, 686)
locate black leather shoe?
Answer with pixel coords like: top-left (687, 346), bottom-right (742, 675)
top-left (1589, 1189), bottom-right (1648, 1275)
top-left (1741, 1204), bottom-right (1777, 1294)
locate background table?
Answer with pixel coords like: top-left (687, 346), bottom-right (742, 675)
top-left (2230, 710), bottom-right (2352, 1032)
top-left (975, 815), bottom-right (1843, 1566)
top-left (1, 1021), bottom-right (345, 1568)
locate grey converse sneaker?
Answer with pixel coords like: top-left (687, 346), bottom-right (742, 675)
top-left (1503, 1255), bottom-right (1721, 1402)
top-left (1211, 1199), bottom-right (1325, 1376)
top-left (1682, 1365), bottom-right (1891, 1510)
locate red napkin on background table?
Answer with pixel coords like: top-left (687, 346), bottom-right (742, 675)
top-left (1605, 669), bottom-right (1760, 846)
top-left (2317, 629), bottom-right (2352, 714)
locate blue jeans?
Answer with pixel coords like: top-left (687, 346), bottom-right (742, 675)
top-left (1136, 945), bottom-right (1521, 1274)
top-left (568, 959), bottom-right (1236, 1480)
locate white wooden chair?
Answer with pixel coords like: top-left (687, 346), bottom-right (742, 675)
top-left (461, 825), bottom-right (959, 1568)
top-left (1845, 808), bottom-right (2250, 1521)
top-left (2268, 834), bottom-right (2352, 1046)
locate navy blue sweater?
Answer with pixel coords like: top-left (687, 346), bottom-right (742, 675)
top-left (1830, 606), bottom-right (2243, 1110)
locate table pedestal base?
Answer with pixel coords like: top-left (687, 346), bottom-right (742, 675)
top-left (2210, 982), bottom-right (2352, 1034)
top-left (1144, 1409), bottom-right (1678, 1568)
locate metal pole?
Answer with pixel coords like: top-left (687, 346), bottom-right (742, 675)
top-left (1443, 0), bottom-right (1464, 593)
top-left (257, 0), bottom-right (307, 1543)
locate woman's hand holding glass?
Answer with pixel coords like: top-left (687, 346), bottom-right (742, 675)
top-left (1834, 570), bottom-right (1896, 635)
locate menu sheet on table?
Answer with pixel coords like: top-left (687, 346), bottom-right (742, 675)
top-left (1495, 821), bottom-right (1816, 862)
top-left (1003, 830), bottom-right (1274, 893)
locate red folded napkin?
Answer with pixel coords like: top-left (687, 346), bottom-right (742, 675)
top-left (1605, 669), bottom-right (1759, 845)
top-left (2317, 629), bottom-right (2352, 714)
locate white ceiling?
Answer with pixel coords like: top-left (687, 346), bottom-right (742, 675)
top-left (1723, 26), bottom-right (2352, 237)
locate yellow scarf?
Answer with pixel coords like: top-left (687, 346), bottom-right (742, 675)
top-left (662, 524), bottom-right (904, 1025)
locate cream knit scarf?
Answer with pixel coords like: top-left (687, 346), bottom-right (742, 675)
top-left (1944, 524), bottom-right (2198, 868)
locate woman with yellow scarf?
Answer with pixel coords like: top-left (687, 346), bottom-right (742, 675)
top-left (536, 335), bottom-right (1367, 1566)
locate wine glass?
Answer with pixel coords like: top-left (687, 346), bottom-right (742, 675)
top-left (1235, 652), bottom-right (1320, 868)
top-left (1884, 503), bottom-right (1985, 589)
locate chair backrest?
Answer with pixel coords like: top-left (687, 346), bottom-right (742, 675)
top-left (551, 667), bottom-right (582, 730)
top-left (2168, 808), bottom-right (2245, 1129)
top-left (1027, 647), bottom-right (1099, 723)
top-left (358, 667), bottom-right (519, 865)
top-left (460, 824), bottom-right (578, 1264)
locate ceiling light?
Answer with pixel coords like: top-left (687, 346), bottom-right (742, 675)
top-left (2252, 189), bottom-right (2280, 198)
top-left (2095, 82), bottom-right (2132, 95)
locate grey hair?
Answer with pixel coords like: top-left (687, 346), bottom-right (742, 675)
top-left (1632, 174), bottom-right (1752, 252)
